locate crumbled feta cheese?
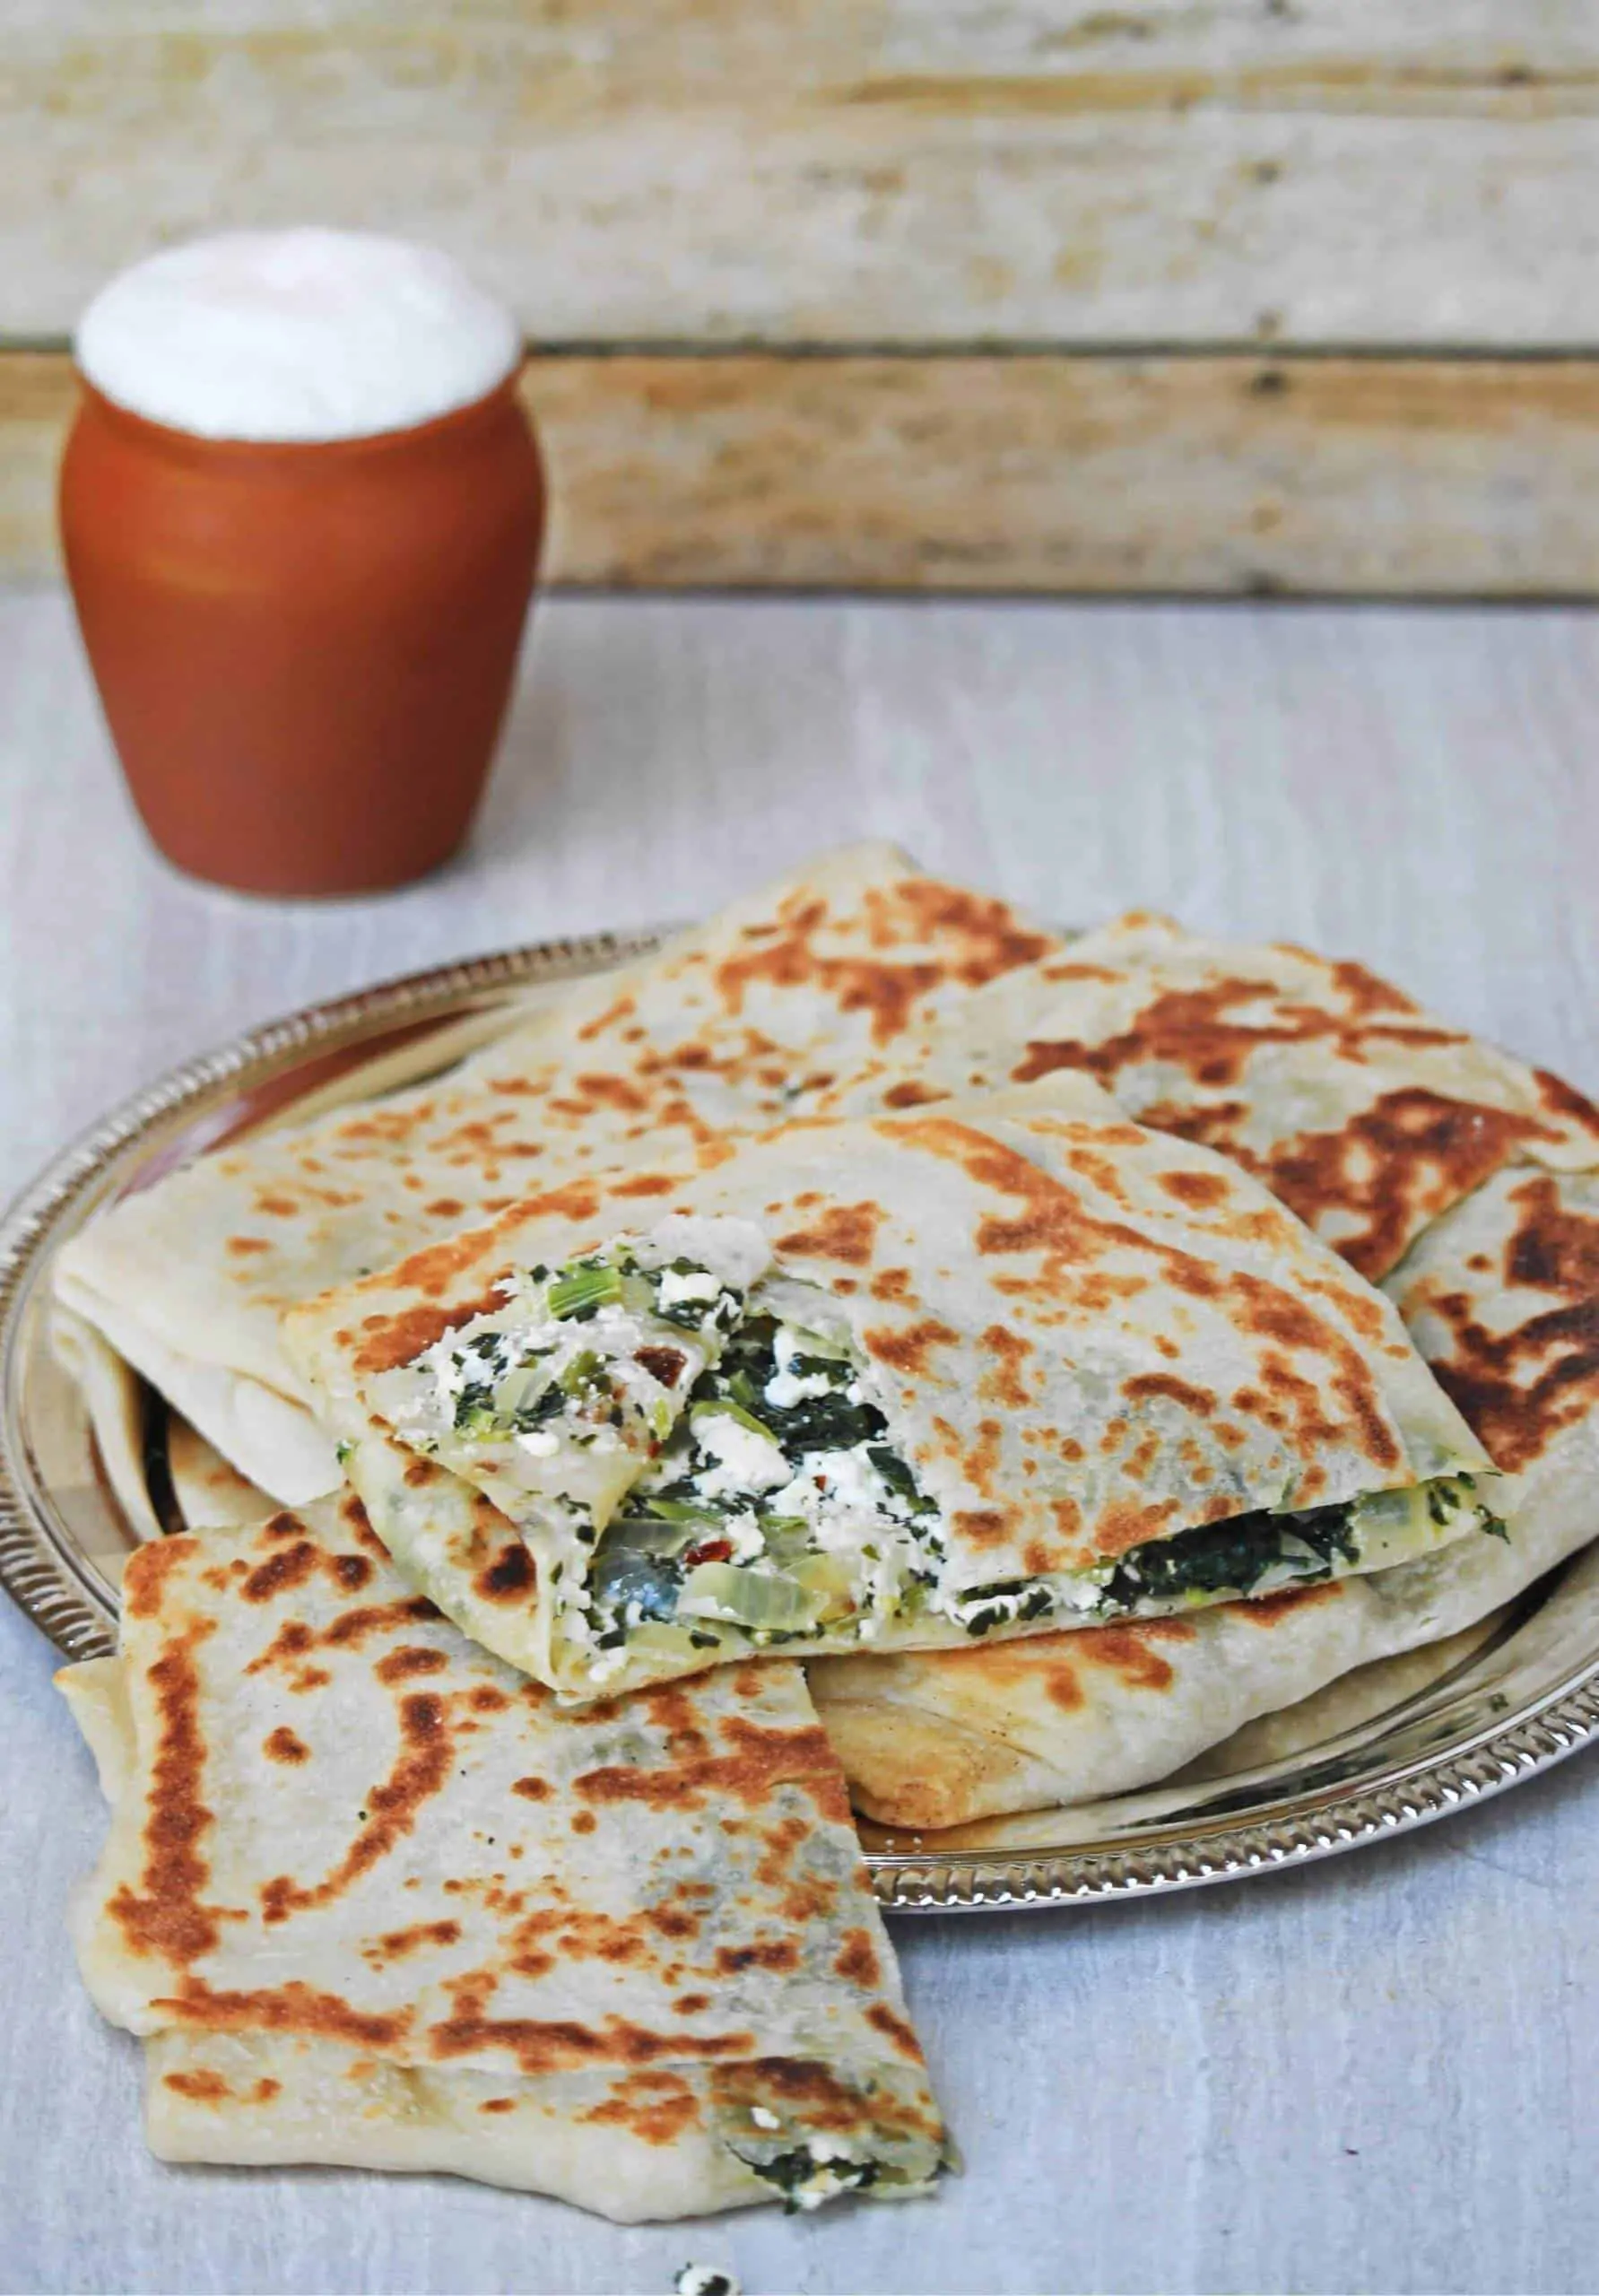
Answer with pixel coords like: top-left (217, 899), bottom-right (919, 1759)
top-left (750, 2106), bottom-right (779, 2131)
top-left (656, 1267), bottom-right (721, 1311)
top-left (690, 1411), bottom-right (791, 1499)
top-left (722, 1512), bottom-right (768, 1564)
top-left (764, 1365), bottom-right (835, 1408)
top-left (515, 1430), bottom-right (561, 1458)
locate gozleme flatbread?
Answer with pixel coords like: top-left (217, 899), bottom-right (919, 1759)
top-left (58, 1499), bottom-right (948, 2221)
top-left (54, 845), bottom-right (1056, 1503)
top-left (871, 911), bottom-right (1599, 1280)
top-left (810, 1161), bottom-right (1599, 1828)
top-left (50, 1304), bottom-right (161, 1544)
top-left (1179, 1611), bottom-right (1509, 1783)
top-left (166, 1417), bottom-right (276, 1531)
top-left (284, 1075), bottom-right (1493, 1700)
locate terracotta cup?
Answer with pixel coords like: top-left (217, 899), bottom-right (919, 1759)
top-left (59, 376), bottom-right (544, 896)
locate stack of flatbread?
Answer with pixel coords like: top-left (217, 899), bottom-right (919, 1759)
top-left (54, 843), bottom-right (1599, 2218)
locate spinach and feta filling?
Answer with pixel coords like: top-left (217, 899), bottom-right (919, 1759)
top-left (732, 2141), bottom-right (882, 2213)
top-left (716, 2069), bottom-right (944, 2213)
top-left (588, 1308), bottom-right (947, 1653)
top-left (402, 1216), bottom-right (770, 1530)
top-left (409, 1228), bottom-right (1503, 1676)
top-left (575, 1287), bottom-right (1505, 1663)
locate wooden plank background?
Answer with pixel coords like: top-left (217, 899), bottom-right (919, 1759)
top-left (2, 3), bottom-right (1597, 593)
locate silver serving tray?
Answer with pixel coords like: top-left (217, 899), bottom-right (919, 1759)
top-left (4, 932), bottom-right (1598, 1915)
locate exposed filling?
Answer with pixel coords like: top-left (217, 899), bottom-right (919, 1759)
top-left (577, 1301), bottom-right (1504, 1671)
top-left (729, 2139), bottom-right (882, 2213)
top-left (408, 1217), bottom-right (769, 1527)
top-left (419, 1254), bottom-right (1501, 1680)
top-left (589, 1308), bottom-right (947, 1657)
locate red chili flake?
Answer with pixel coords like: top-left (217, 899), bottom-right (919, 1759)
top-left (683, 1537), bottom-right (734, 1567)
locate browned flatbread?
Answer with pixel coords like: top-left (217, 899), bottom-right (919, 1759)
top-left (812, 1162), bottom-right (1599, 1827)
top-left (59, 1497), bottom-right (948, 2219)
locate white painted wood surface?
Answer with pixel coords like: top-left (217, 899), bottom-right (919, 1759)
top-left (3, 3), bottom-right (1597, 345)
top-left (3, 587), bottom-right (1598, 2293)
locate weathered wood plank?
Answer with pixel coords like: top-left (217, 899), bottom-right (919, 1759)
top-left (7, 348), bottom-right (1599, 596)
top-left (0, 4), bottom-right (1595, 344)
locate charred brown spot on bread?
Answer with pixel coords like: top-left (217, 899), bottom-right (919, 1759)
top-left (865, 2004), bottom-right (926, 2063)
top-left (869, 1265), bottom-right (916, 1303)
top-left (1022, 969), bottom-right (1430, 1100)
top-left (774, 1200), bottom-right (884, 1265)
top-left (427, 2005), bottom-right (754, 2078)
top-left (882, 878), bottom-right (1054, 986)
top-left (960, 1418), bottom-right (1004, 1493)
top-left (574, 1716), bottom-right (847, 1817)
top-left (154, 1976), bottom-right (413, 2051)
top-left (1412, 1176), bottom-right (1599, 1473)
top-left (574, 1072), bottom-right (651, 1113)
top-left (1159, 1168), bottom-right (1232, 1210)
top-left (952, 1506), bottom-right (1012, 1552)
top-left (297, 1597), bottom-right (440, 1657)
top-left (108, 1619), bottom-right (225, 1966)
top-left (123, 1535), bottom-right (196, 1621)
top-left (1078, 1619), bottom-right (1195, 1691)
top-left (510, 1774), bottom-right (550, 1802)
top-left (1125, 1371), bottom-right (1217, 1417)
top-left (473, 1542), bottom-right (536, 1605)
top-left (161, 2068), bottom-right (230, 2104)
top-left (240, 1542), bottom-right (322, 1603)
top-left (832, 1928), bottom-right (882, 1988)
top-left (1264, 1088), bottom-right (1550, 1280)
top-left (260, 1691), bottom-right (453, 1925)
top-left (362, 1918), bottom-right (462, 1967)
top-left (580, 2070), bottom-right (703, 2145)
top-left (978, 1323), bottom-right (1035, 1408)
top-left (403, 1457), bottom-right (439, 1487)
top-left (575, 990), bottom-right (639, 1043)
top-left (865, 1317), bottom-right (960, 1375)
top-left (163, 2068), bottom-right (282, 2106)
top-left (1082, 1497), bottom-right (1179, 1560)
top-left (1535, 1068), bottom-right (1599, 1139)
top-left (374, 1645), bottom-right (448, 1683)
top-left (262, 1726), bottom-right (309, 1765)
top-left (715, 1939), bottom-right (800, 1976)
top-left (641, 1684), bottom-right (713, 1761)
top-left (712, 908), bottom-right (947, 1049)
top-left (226, 1236), bottom-right (271, 1257)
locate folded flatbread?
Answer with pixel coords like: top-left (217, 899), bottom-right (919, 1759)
top-left (51, 1304), bottom-right (161, 1544)
top-left (873, 912), bottom-right (1599, 1280)
top-left (58, 1498), bottom-right (948, 2220)
top-left (167, 1417), bottom-right (275, 1531)
top-left (811, 1161), bottom-right (1599, 1827)
top-left (54, 846), bottom-right (1057, 1504)
top-left (284, 1075), bottom-right (1495, 1700)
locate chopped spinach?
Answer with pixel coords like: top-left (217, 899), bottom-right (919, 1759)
top-left (741, 2146), bottom-right (879, 2213)
top-left (1100, 1500), bottom-right (1361, 1611)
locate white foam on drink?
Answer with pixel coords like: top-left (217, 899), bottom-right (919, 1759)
top-left (75, 230), bottom-right (522, 442)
